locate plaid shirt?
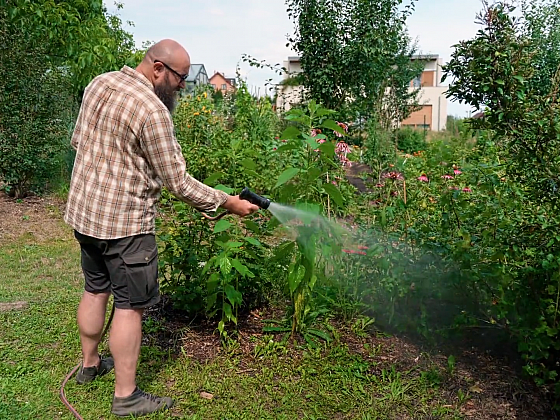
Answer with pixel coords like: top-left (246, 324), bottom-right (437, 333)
top-left (64, 66), bottom-right (228, 239)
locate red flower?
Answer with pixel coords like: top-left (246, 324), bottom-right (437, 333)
top-left (462, 187), bottom-right (472, 193)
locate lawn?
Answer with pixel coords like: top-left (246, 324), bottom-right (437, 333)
top-left (0, 194), bottom-right (554, 419)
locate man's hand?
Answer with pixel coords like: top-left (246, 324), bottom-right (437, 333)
top-left (221, 195), bottom-right (259, 217)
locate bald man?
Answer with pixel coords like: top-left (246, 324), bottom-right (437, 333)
top-left (64, 39), bottom-right (258, 417)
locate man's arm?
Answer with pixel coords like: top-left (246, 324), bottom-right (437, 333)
top-left (140, 109), bottom-right (258, 216)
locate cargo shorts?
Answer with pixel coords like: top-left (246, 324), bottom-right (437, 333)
top-left (74, 231), bottom-right (160, 309)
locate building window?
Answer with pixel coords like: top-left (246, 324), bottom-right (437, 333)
top-left (222, 84), bottom-right (227, 90)
top-left (412, 77), bottom-right (421, 88)
top-left (211, 84), bottom-right (216, 89)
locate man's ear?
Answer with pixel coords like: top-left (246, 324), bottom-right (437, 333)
top-left (153, 62), bottom-right (165, 80)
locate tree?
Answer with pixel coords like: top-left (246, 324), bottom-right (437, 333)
top-left (0, 0), bottom-right (138, 196)
top-left (4, 0), bottom-right (136, 93)
top-left (285, 0), bottom-right (423, 127)
top-left (443, 0), bottom-right (560, 399)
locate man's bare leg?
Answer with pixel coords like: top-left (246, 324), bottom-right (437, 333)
top-left (109, 308), bottom-right (143, 398)
top-left (77, 291), bottom-right (111, 367)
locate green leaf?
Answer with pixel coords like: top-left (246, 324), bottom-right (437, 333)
top-left (225, 284), bottom-right (243, 306)
top-left (207, 273), bottom-right (220, 293)
top-left (243, 220), bottom-right (261, 233)
top-left (206, 292), bottom-right (218, 312)
top-left (318, 141), bottom-right (335, 157)
top-left (223, 302), bottom-right (236, 323)
top-left (288, 262), bottom-right (306, 295)
top-left (213, 219), bottom-right (231, 233)
top-left (307, 167), bottom-right (323, 182)
top-left (219, 255), bottom-right (232, 276)
top-left (274, 167), bottom-right (300, 188)
top-left (225, 241), bottom-right (243, 248)
top-left (306, 328), bottom-right (331, 342)
top-left (244, 169), bottom-right (262, 179)
top-left (240, 158), bottom-right (256, 170)
top-left (323, 183), bottom-right (344, 207)
top-left (276, 142), bottom-right (300, 152)
top-left (232, 258), bottom-right (254, 277)
top-left (272, 241), bottom-right (296, 261)
top-left (214, 184), bottom-right (234, 194)
top-left (321, 119), bottom-right (345, 136)
top-left (280, 125), bottom-right (301, 140)
top-left (263, 326), bottom-right (291, 333)
top-left (204, 172), bottom-right (223, 186)
top-left (244, 237), bottom-right (262, 247)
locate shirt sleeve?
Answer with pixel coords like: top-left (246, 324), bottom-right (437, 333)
top-left (140, 109), bottom-right (229, 212)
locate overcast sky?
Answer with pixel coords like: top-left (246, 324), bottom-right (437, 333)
top-left (109, 0), bottom-right (485, 117)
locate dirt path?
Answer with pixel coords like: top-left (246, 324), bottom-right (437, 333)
top-left (0, 192), bottom-right (71, 245)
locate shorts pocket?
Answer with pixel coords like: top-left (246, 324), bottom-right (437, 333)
top-left (121, 246), bottom-right (159, 306)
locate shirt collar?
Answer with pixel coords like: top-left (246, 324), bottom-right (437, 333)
top-left (120, 66), bottom-right (154, 90)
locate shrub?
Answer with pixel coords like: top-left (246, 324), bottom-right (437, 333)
top-left (396, 126), bottom-right (427, 154)
top-left (0, 26), bottom-right (75, 197)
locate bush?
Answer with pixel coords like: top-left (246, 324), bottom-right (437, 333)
top-left (0, 25), bottom-right (75, 197)
top-left (396, 126), bottom-right (427, 154)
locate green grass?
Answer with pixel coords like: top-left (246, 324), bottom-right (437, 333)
top-left (0, 233), bottom-right (463, 419)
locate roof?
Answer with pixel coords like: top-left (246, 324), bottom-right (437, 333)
top-left (411, 54), bottom-right (439, 61)
top-left (186, 64), bottom-right (206, 83)
top-left (209, 71), bottom-right (236, 86)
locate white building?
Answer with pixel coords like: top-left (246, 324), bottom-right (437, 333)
top-left (401, 54), bottom-right (447, 131)
top-left (276, 54), bottom-right (448, 131)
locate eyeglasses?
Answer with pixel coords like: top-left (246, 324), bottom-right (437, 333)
top-left (154, 60), bottom-right (188, 82)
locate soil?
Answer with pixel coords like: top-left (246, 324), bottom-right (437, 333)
top-left (143, 301), bottom-right (558, 420)
top-left (0, 191), bottom-right (69, 245)
top-left (1, 191), bottom-right (557, 419)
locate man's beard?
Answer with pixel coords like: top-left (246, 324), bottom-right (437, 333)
top-left (154, 75), bottom-right (178, 113)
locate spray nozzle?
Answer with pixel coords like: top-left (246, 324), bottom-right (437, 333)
top-left (239, 187), bottom-right (271, 210)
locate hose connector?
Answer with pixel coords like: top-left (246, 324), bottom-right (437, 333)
top-left (239, 187), bottom-right (271, 210)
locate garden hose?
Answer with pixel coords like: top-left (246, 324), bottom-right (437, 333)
top-left (200, 187), bottom-right (271, 220)
top-left (60, 302), bottom-right (116, 420)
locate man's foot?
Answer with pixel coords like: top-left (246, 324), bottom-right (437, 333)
top-left (75, 356), bottom-right (114, 384)
top-left (111, 387), bottom-right (174, 417)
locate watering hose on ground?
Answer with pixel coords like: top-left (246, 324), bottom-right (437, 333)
top-left (60, 302), bottom-right (116, 420)
top-left (61, 188), bottom-right (267, 418)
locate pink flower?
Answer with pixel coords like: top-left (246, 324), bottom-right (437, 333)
top-left (356, 251), bottom-right (367, 256)
top-left (382, 171), bottom-right (404, 181)
top-left (454, 169), bottom-right (462, 175)
top-left (375, 183), bottom-right (385, 188)
top-left (273, 147), bottom-right (277, 151)
top-left (275, 136), bottom-right (279, 140)
top-left (357, 245), bottom-right (369, 250)
top-left (317, 139), bottom-right (326, 144)
top-left (342, 249), bottom-right (355, 254)
top-left (281, 140), bottom-right (287, 143)
top-left (310, 129), bottom-right (318, 137)
top-left (335, 141), bottom-right (351, 155)
top-left (417, 175), bottom-right (429, 182)
top-left (391, 191), bottom-right (398, 196)
top-left (462, 187), bottom-right (472, 193)
top-left (331, 180), bottom-right (337, 185)
top-left (441, 175), bottom-right (454, 180)
top-left (334, 122), bottom-right (348, 137)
